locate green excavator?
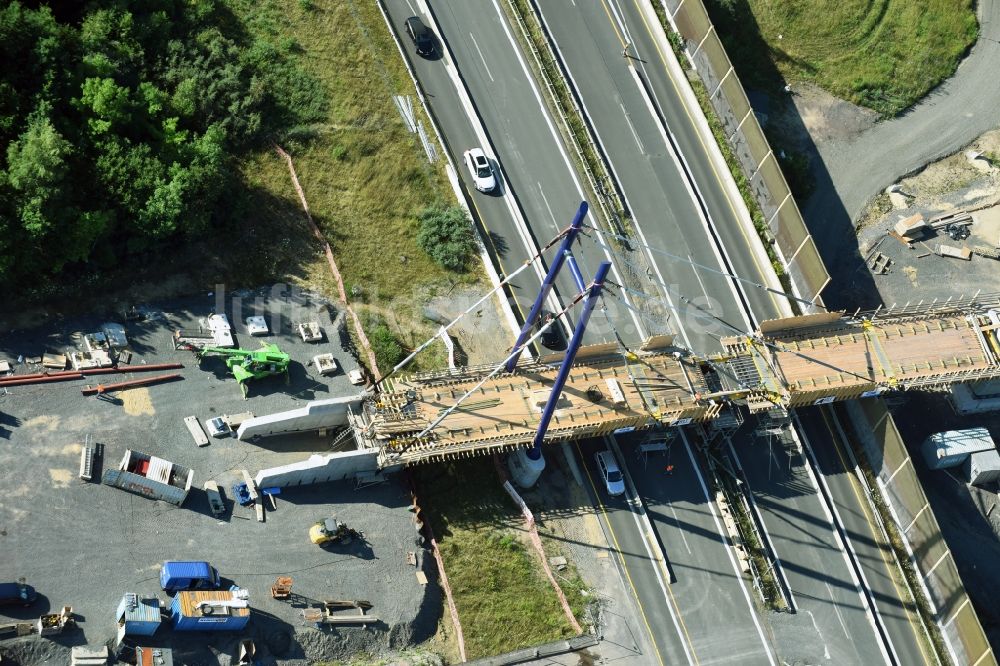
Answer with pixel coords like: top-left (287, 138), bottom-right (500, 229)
top-left (197, 344), bottom-right (291, 399)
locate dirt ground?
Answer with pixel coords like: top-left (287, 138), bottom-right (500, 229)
top-left (852, 129), bottom-right (1000, 307)
top-left (774, 81), bottom-right (878, 149)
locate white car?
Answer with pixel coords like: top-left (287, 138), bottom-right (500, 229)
top-left (594, 450), bottom-right (625, 496)
top-left (463, 148), bottom-right (496, 192)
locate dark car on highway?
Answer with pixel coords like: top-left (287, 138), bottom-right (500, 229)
top-left (0, 581), bottom-right (37, 606)
top-left (535, 310), bottom-right (566, 350)
top-left (405, 16), bottom-right (435, 57)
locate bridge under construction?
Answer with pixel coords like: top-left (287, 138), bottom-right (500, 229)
top-left (354, 294), bottom-right (1000, 466)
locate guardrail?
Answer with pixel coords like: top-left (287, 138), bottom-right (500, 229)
top-left (656, 0), bottom-right (830, 307)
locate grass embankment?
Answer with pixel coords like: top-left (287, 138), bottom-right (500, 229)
top-left (707, 0), bottom-right (978, 116)
top-left (232, 0), bottom-right (483, 372)
top-left (414, 459), bottom-right (583, 659)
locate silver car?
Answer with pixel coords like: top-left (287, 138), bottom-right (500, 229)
top-left (463, 148), bottom-right (496, 192)
top-left (595, 450), bottom-right (626, 496)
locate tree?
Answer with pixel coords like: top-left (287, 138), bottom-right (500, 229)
top-left (6, 112), bottom-right (72, 237)
top-left (417, 204), bottom-right (476, 271)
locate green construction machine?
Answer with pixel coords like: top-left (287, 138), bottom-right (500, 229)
top-left (197, 343), bottom-right (291, 398)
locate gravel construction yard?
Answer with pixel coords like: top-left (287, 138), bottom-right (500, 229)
top-left (853, 131), bottom-right (1000, 307)
top-left (0, 287), bottom-right (433, 665)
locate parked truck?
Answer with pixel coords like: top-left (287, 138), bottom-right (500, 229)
top-left (160, 561), bottom-right (221, 593)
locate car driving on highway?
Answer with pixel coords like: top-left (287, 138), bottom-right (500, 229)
top-left (404, 16), bottom-right (435, 57)
top-left (463, 147), bottom-right (496, 193)
top-left (595, 450), bottom-right (625, 496)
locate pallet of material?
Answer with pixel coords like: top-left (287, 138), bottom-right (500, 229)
top-left (302, 600), bottom-right (378, 625)
top-left (0, 621), bottom-right (34, 638)
top-left (79, 446), bottom-right (95, 481)
top-left (71, 646), bottom-right (110, 666)
top-left (939, 244), bottom-right (972, 260)
top-left (184, 416), bottom-right (209, 447)
top-left (43, 353), bottom-right (67, 370)
top-left (222, 412), bottom-right (255, 429)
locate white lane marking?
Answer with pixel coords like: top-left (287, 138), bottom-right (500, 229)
top-left (627, 64), bottom-right (753, 334)
top-left (679, 431), bottom-right (777, 666)
top-left (418, 0), bottom-right (562, 320)
top-left (469, 32), bottom-right (494, 82)
top-left (792, 413), bottom-right (897, 666)
top-left (488, 0), bottom-right (647, 340)
top-left (534, 1), bottom-right (687, 347)
top-left (667, 504), bottom-right (692, 555)
top-left (688, 253), bottom-right (710, 303)
top-left (826, 581), bottom-right (851, 639)
top-left (404, 0), bottom-right (417, 16)
top-left (805, 610), bottom-right (832, 661)
top-left (538, 182), bottom-right (559, 233)
top-left (726, 438), bottom-right (798, 611)
top-left (620, 102), bottom-right (645, 153)
top-left (607, 437), bottom-right (695, 665)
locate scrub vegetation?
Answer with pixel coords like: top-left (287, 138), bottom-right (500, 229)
top-left (2, 0), bottom-right (482, 354)
top-left (707, 0), bottom-right (978, 115)
top-left (414, 459), bottom-right (583, 659)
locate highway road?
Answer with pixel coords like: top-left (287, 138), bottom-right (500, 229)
top-left (511, 2), bottom-right (925, 663)
top-left (612, 431), bottom-right (777, 665)
top-left (390, 0), bottom-right (793, 660)
top-left (573, 436), bottom-right (693, 664)
top-left (728, 415), bottom-right (895, 664)
top-left (386, 0), bottom-right (653, 349)
top-left (798, 405), bottom-right (934, 665)
top-left (381, 1), bottom-right (926, 664)
top-left (536, 0), bottom-right (774, 353)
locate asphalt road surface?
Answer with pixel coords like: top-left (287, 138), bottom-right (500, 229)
top-left (614, 431), bottom-right (777, 665)
top-left (798, 405), bottom-right (934, 666)
top-left (387, 0), bottom-right (651, 348)
top-left (728, 416), bottom-right (892, 664)
top-left (538, 0), bottom-right (793, 347)
top-left (382, 2), bottom-right (924, 664)
top-left (527, 3), bottom-right (925, 663)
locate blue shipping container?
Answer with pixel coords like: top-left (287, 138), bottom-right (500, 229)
top-left (115, 593), bottom-right (162, 637)
top-left (160, 561), bottom-right (220, 592)
top-left (170, 591), bottom-right (250, 631)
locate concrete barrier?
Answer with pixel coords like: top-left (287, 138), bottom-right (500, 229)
top-left (845, 399), bottom-right (995, 666)
top-left (655, 0), bottom-right (830, 307)
top-left (254, 449), bottom-right (380, 488)
top-left (236, 395), bottom-right (362, 441)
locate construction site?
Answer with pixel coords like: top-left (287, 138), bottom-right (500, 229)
top-left (7, 252), bottom-right (1000, 663)
top-left (0, 288), bottom-right (436, 664)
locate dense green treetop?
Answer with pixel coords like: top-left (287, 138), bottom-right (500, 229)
top-left (0, 0), bottom-right (326, 286)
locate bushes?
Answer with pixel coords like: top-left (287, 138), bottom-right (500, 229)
top-left (417, 204), bottom-right (476, 271)
top-left (369, 320), bottom-right (404, 371)
top-left (0, 0), bottom-right (327, 288)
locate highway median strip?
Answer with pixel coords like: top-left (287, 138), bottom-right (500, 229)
top-left (503, 0), bottom-right (631, 238)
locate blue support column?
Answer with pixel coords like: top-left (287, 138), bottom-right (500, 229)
top-left (565, 254), bottom-right (587, 293)
top-left (505, 201), bottom-right (588, 373)
top-left (528, 260), bottom-right (612, 459)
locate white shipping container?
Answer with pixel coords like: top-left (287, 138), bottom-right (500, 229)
top-left (921, 428), bottom-right (995, 470)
